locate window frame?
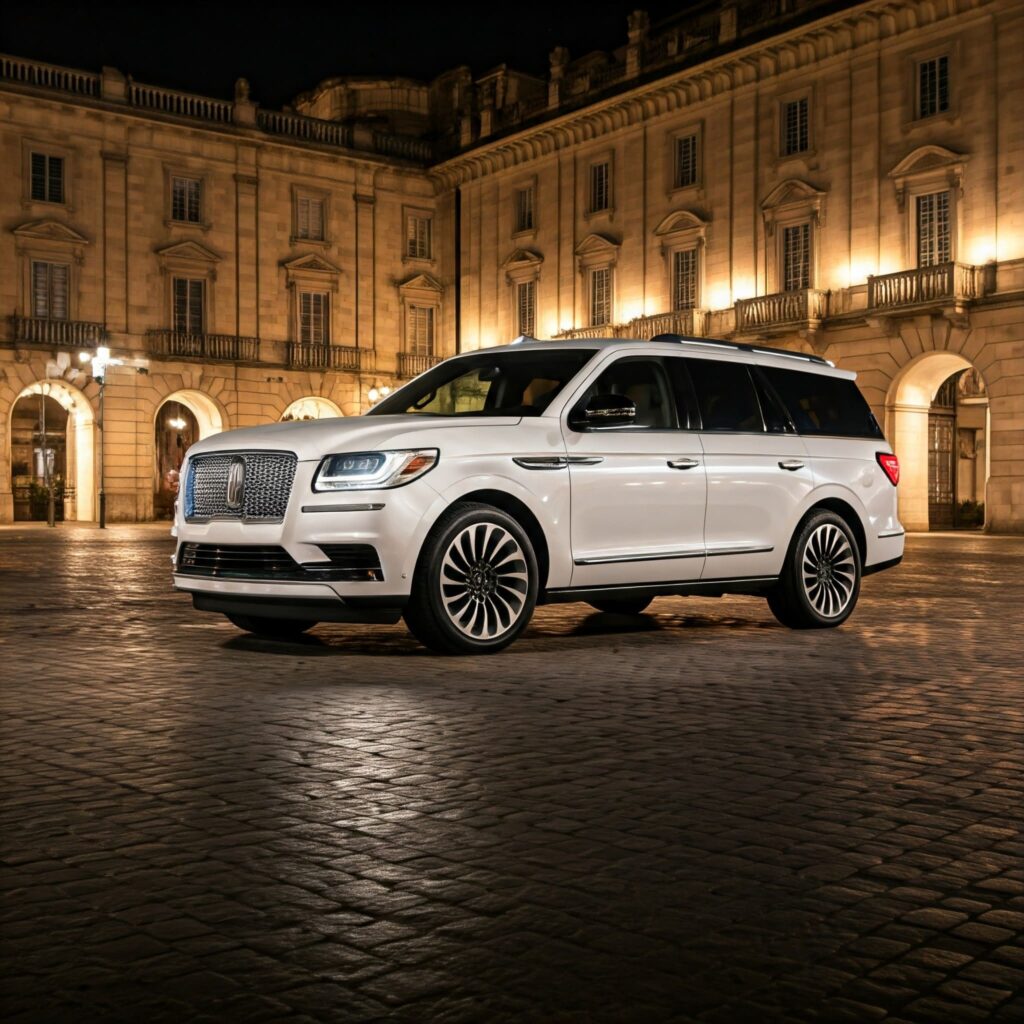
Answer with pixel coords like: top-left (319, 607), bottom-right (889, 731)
top-left (292, 188), bottom-right (329, 244)
top-left (162, 165), bottom-right (210, 230)
top-left (779, 95), bottom-right (811, 158)
top-left (405, 303), bottom-right (436, 356)
top-left (515, 279), bottom-right (537, 338)
top-left (588, 266), bottom-right (613, 328)
top-left (780, 221), bottom-right (813, 293)
top-left (513, 184), bottom-right (536, 236)
top-left (23, 141), bottom-right (74, 209)
top-left (587, 157), bottom-right (612, 216)
top-left (171, 276), bottom-right (206, 336)
top-left (905, 43), bottom-right (959, 128)
top-left (670, 247), bottom-right (700, 312)
top-left (30, 259), bottom-right (71, 320)
top-left (671, 129), bottom-right (701, 192)
top-left (568, 355), bottom-right (687, 434)
top-left (916, 54), bottom-right (951, 121)
top-left (404, 209), bottom-right (434, 262)
top-left (170, 175), bottom-right (203, 225)
top-left (298, 289), bottom-right (331, 344)
top-left (684, 358), bottom-right (769, 435)
top-left (914, 189), bottom-right (953, 268)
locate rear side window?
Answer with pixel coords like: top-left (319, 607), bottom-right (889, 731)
top-left (687, 359), bottom-right (764, 432)
top-left (763, 367), bottom-right (884, 439)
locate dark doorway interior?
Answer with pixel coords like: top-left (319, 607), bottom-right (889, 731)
top-left (10, 393), bottom-right (68, 521)
top-left (154, 401), bottom-right (198, 519)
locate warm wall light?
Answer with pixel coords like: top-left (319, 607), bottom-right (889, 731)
top-left (967, 239), bottom-right (996, 265)
top-left (168, 417), bottom-right (187, 430)
top-left (732, 278), bottom-right (755, 302)
top-left (708, 284), bottom-right (732, 310)
top-left (619, 300), bottom-right (644, 323)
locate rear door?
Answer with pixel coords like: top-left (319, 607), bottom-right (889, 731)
top-left (561, 355), bottom-right (707, 587)
top-left (687, 357), bottom-right (813, 581)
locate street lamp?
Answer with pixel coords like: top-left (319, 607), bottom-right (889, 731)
top-left (79, 346), bottom-right (123, 529)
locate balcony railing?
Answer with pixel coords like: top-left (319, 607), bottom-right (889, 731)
top-left (128, 82), bottom-right (233, 122)
top-left (287, 343), bottom-right (361, 372)
top-left (8, 315), bottom-right (105, 347)
top-left (868, 262), bottom-right (979, 311)
top-left (398, 352), bottom-right (441, 378)
top-left (735, 289), bottom-right (829, 333)
top-left (0, 54), bottom-right (99, 96)
top-left (257, 109), bottom-right (353, 148)
top-left (628, 309), bottom-right (705, 340)
top-left (147, 330), bottom-right (260, 362)
top-left (554, 323), bottom-right (628, 340)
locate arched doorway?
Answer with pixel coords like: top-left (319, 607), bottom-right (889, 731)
top-left (9, 381), bottom-right (95, 522)
top-left (887, 354), bottom-right (989, 532)
top-left (281, 397), bottom-right (342, 421)
top-left (153, 390), bottom-right (226, 519)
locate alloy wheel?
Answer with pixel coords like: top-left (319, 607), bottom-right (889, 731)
top-left (800, 522), bottom-right (856, 618)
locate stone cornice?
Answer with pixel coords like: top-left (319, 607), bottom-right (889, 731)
top-left (428, 0), bottom-right (995, 191)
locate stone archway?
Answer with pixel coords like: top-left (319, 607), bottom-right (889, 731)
top-left (159, 389), bottom-right (225, 439)
top-left (152, 390), bottom-right (226, 519)
top-left (886, 352), bottom-right (989, 532)
top-left (8, 380), bottom-right (96, 521)
top-left (281, 396), bottom-right (343, 421)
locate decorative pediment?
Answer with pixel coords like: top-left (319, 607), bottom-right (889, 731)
top-left (889, 146), bottom-right (968, 210)
top-left (281, 253), bottom-right (341, 276)
top-left (155, 240), bottom-right (222, 263)
top-left (890, 145), bottom-right (967, 179)
top-left (761, 178), bottom-right (826, 210)
top-left (502, 248), bottom-right (543, 284)
top-left (574, 233), bottom-right (620, 258)
top-left (761, 179), bottom-right (827, 233)
top-left (13, 219), bottom-right (91, 245)
top-left (653, 210), bottom-right (708, 237)
top-left (398, 272), bottom-right (443, 294)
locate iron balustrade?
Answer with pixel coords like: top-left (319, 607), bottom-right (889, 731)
top-left (398, 352), bottom-right (441, 378)
top-left (286, 343), bottom-right (361, 371)
top-left (8, 316), bottom-right (105, 346)
top-left (147, 330), bottom-right (260, 362)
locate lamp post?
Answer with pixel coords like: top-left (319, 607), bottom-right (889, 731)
top-left (79, 346), bottom-right (122, 529)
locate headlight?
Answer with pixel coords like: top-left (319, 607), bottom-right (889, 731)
top-left (312, 449), bottom-right (438, 491)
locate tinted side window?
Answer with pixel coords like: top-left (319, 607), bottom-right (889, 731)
top-left (752, 369), bottom-right (794, 433)
top-left (762, 367), bottom-right (884, 439)
top-left (688, 359), bottom-right (764, 432)
top-left (575, 357), bottom-right (677, 429)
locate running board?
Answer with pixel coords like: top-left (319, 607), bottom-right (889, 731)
top-left (541, 575), bottom-right (779, 604)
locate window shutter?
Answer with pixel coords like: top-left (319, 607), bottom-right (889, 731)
top-left (32, 262), bottom-right (49, 318)
top-left (916, 192), bottom-right (951, 267)
top-left (675, 135), bottom-right (698, 189)
top-left (590, 268), bottom-right (612, 326)
top-left (50, 264), bottom-right (68, 320)
top-left (31, 153), bottom-right (47, 202)
top-left (672, 249), bottom-right (697, 311)
top-left (782, 223), bottom-right (811, 291)
top-left (48, 157), bottom-right (64, 203)
top-left (782, 99), bottom-right (809, 155)
top-left (188, 280), bottom-right (204, 334)
top-left (517, 280), bottom-right (536, 337)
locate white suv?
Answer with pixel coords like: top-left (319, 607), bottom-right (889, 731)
top-left (172, 335), bottom-right (905, 654)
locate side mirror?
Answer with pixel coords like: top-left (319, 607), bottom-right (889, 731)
top-left (572, 393), bottom-right (637, 430)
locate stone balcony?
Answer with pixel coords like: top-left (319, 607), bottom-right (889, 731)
top-left (555, 309), bottom-right (705, 341)
top-left (867, 262), bottom-right (982, 321)
top-left (147, 330), bottom-right (260, 363)
top-left (734, 289), bottom-right (829, 337)
top-left (398, 352), bottom-right (441, 378)
top-left (6, 315), bottom-right (106, 348)
top-left (286, 342), bottom-right (361, 372)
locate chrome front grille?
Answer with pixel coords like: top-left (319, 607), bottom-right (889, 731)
top-left (184, 451), bottom-right (297, 522)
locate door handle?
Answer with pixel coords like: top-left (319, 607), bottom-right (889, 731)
top-left (667, 458), bottom-right (701, 470)
top-left (778, 459), bottom-right (805, 471)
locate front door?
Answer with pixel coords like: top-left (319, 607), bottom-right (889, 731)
top-left (561, 355), bottom-right (707, 588)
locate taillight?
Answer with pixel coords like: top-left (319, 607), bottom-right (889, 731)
top-left (876, 452), bottom-right (900, 486)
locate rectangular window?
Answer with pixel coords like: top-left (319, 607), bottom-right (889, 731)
top-left (30, 152), bottom-right (64, 203)
top-left (514, 187), bottom-right (535, 233)
top-left (671, 249), bottom-right (698, 311)
top-left (31, 261), bottom-right (69, 320)
top-left (781, 98), bottom-right (809, 156)
top-left (916, 191), bottom-right (951, 267)
top-left (171, 176), bottom-right (202, 224)
top-left (782, 223), bottom-right (811, 292)
top-left (762, 367), bottom-right (884, 439)
top-left (407, 305), bottom-right (435, 355)
top-left (674, 134), bottom-right (699, 189)
top-left (406, 215), bottom-right (432, 259)
top-left (688, 360), bottom-right (764, 432)
top-left (589, 267), bottom-right (612, 326)
top-left (295, 196), bottom-right (325, 240)
top-left (589, 161), bottom-right (610, 213)
top-left (918, 55), bottom-right (950, 119)
top-left (299, 291), bottom-right (329, 343)
top-left (172, 277), bottom-right (205, 335)
top-left (516, 280), bottom-right (536, 337)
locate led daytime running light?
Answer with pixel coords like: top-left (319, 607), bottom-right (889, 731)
top-left (314, 449), bottom-right (438, 491)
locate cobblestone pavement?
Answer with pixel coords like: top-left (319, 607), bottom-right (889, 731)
top-left (1, 525), bottom-right (1023, 1024)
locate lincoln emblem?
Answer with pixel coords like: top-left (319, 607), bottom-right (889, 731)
top-left (225, 457), bottom-right (246, 509)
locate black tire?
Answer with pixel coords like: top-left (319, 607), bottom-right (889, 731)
top-left (403, 502), bottom-right (539, 655)
top-left (588, 597), bottom-right (653, 616)
top-left (226, 614), bottom-right (317, 638)
top-left (767, 509), bottom-right (862, 629)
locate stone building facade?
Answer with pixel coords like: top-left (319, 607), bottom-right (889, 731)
top-left (2, 0), bottom-right (1022, 530)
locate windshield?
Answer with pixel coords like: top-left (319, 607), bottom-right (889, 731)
top-left (369, 348), bottom-right (597, 417)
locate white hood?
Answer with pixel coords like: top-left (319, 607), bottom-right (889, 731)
top-left (186, 414), bottom-right (525, 462)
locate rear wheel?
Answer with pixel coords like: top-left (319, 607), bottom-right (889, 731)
top-left (767, 510), bottom-right (861, 629)
top-left (588, 597), bottom-right (653, 616)
top-left (404, 503), bottom-right (538, 655)
top-left (226, 614), bottom-right (317, 638)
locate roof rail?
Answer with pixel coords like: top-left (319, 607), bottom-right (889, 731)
top-left (649, 333), bottom-right (832, 366)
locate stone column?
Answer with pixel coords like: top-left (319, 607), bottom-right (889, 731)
top-left (101, 151), bottom-right (128, 335)
top-left (234, 164), bottom-right (259, 340)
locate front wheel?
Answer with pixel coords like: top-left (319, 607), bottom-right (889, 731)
top-left (767, 511), bottom-right (861, 629)
top-left (226, 614), bottom-right (317, 638)
top-left (404, 503), bottom-right (538, 655)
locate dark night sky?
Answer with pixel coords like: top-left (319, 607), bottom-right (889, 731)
top-left (2, 2), bottom-right (695, 109)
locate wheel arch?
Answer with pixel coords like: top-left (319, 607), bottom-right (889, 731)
top-left (800, 495), bottom-right (868, 568)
